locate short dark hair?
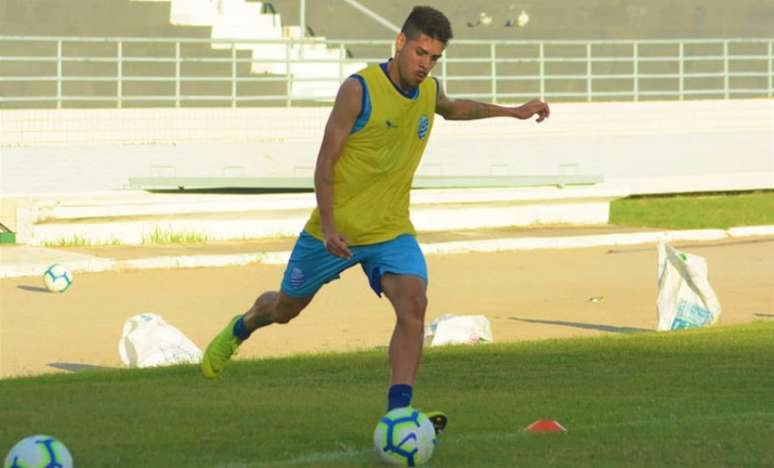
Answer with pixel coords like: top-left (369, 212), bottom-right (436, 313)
top-left (401, 6), bottom-right (453, 44)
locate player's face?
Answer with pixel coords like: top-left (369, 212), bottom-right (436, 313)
top-left (395, 33), bottom-right (445, 88)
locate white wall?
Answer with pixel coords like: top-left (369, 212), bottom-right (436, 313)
top-left (1, 100), bottom-right (772, 195)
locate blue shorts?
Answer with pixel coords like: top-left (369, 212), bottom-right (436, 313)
top-left (280, 231), bottom-right (428, 298)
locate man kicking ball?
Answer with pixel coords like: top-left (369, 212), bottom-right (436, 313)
top-left (201, 5), bottom-right (550, 434)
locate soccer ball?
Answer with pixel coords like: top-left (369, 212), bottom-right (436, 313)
top-left (43, 264), bottom-right (72, 293)
top-left (373, 407), bottom-right (436, 466)
top-left (4, 434), bottom-right (73, 468)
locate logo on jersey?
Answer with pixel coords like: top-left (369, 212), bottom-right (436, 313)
top-left (417, 115), bottom-right (429, 140)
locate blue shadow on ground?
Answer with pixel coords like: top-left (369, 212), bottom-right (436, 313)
top-left (508, 317), bottom-right (650, 334)
top-left (18, 285), bottom-right (50, 293)
top-left (47, 363), bottom-right (116, 373)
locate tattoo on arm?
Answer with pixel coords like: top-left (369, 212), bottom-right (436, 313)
top-left (453, 100), bottom-right (490, 120)
top-left (438, 87), bottom-right (502, 120)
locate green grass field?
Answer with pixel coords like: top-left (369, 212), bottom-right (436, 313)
top-left (610, 191), bottom-right (774, 230)
top-left (2, 322), bottom-right (772, 467)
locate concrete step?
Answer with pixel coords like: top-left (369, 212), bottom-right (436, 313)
top-left (3, 186), bottom-right (630, 246)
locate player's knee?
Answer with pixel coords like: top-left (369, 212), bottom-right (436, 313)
top-left (396, 294), bottom-right (427, 324)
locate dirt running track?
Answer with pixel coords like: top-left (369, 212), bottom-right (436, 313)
top-left (1, 239), bottom-right (772, 378)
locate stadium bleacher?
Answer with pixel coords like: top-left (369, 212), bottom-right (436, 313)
top-left (6, 0), bottom-right (768, 43)
top-left (267, 0), bottom-right (774, 41)
top-left (2, 0), bottom-right (772, 108)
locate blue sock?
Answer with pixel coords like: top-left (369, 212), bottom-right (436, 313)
top-left (387, 384), bottom-right (413, 411)
top-left (232, 315), bottom-right (252, 341)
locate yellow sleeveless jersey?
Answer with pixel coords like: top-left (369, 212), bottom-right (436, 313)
top-left (305, 63), bottom-right (437, 245)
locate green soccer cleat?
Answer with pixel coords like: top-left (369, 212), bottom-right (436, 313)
top-left (426, 411), bottom-right (448, 435)
top-left (201, 315), bottom-right (243, 379)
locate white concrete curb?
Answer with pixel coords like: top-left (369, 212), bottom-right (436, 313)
top-left (1, 226), bottom-right (772, 279)
top-left (727, 225), bottom-right (774, 238)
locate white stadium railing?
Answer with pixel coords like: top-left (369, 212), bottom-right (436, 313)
top-left (0, 36), bottom-right (771, 108)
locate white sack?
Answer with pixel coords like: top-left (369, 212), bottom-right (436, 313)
top-left (657, 242), bottom-right (722, 331)
top-left (118, 313), bottom-right (202, 368)
top-left (426, 314), bottom-right (493, 346)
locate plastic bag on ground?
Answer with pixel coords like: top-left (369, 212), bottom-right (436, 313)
top-left (657, 241), bottom-right (722, 331)
top-left (425, 314), bottom-right (493, 346)
top-left (118, 313), bottom-right (203, 368)
top-left (424, 313), bottom-right (458, 338)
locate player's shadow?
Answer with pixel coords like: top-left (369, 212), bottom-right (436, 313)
top-left (47, 362), bottom-right (116, 373)
top-left (17, 285), bottom-right (50, 293)
top-left (508, 317), bottom-right (650, 334)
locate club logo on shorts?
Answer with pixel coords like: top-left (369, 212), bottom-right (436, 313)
top-left (417, 115), bottom-right (429, 140)
top-left (289, 266), bottom-right (305, 288)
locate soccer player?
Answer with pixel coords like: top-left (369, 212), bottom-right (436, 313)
top-left (201, 6), bottom-right (550, 433)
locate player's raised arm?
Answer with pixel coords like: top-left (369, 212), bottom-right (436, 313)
top-left (434, 80), bottom-right (550, 122)
top-left (313, 77), bottom-right (362, 259)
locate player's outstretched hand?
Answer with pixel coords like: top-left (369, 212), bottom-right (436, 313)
top-left (514, 98), bottom-right (550, 122)
top-left (324, 230), bottom-right (353, 260)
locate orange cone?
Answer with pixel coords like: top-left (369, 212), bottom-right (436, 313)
top-left (525, 419), bottom-right (567, 433)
